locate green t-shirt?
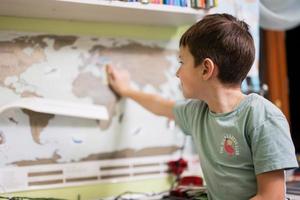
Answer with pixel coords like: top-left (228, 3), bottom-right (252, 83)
top-left (173, 93), bottom-right (298, 200)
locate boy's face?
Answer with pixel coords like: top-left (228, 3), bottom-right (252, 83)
top-left (176, 46), bottom-right (204, 99)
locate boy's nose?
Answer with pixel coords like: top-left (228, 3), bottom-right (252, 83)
top-left (176, 68), bottom-right (180, 78)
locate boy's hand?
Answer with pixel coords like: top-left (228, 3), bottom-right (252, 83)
top-left (106, 65), bottom-right (132, 97)
top-left (106, 65), bottom-right (175, 119)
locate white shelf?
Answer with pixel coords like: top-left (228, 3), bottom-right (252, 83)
top-left (0, 0), bottom-right (208, 26)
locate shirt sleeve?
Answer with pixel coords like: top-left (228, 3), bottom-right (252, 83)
top-left (172, 100), bottom-right (193, 135)
top-left (249, 116), bottom-right (299, 175)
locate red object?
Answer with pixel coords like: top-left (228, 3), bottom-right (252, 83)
top-left (224, 138), bottom-right (235, 155)
top-left (168, 159), bottom-right (204, 198)
top-left (179, 176), bottom-right (203, 186)
top-left (167, 158), bottom-right (188, 176)
top-left (170, 176), bottom-right (204, 198)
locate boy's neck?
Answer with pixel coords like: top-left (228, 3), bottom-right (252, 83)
top-left (205, 85), bottom-right (246, 114)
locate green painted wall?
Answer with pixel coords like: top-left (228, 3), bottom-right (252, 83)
top-left (3, 178), bottom-right (171, 200)
top-left (0, 16), bottom-right (189, 199)
top-left (0, 16), bottom-right (190, 40)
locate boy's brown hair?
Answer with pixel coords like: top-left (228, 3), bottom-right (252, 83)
top-left (179, 13), bottom-right (255, 85)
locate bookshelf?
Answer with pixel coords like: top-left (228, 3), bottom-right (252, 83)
top-left (0, 0), bottom-right (210, 26)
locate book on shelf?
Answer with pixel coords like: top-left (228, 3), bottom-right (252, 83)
top-left (115, 0), bottom-right (217, 8)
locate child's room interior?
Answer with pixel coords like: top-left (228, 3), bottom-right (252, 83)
top-left (0, 0), bottom-right (300, 199)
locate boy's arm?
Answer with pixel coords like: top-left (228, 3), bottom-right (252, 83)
top-left (250, 170), bottom-right (285, 200)
top-left (106, 65), bottom-right (175, 119)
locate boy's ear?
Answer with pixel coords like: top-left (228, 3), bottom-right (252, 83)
top-left (201, 58), bottom-right (215, 80)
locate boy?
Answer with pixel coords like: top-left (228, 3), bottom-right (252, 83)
top-left (106, 13), bottom-right (298, 200)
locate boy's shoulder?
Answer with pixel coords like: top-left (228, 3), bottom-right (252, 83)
top-left (242, 93), bottom-right (288, 132)
top-left (245, 93), bottom-right (285, 119)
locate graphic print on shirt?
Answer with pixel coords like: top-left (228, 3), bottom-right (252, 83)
top-left (220, 134), bottom-right (240, 156)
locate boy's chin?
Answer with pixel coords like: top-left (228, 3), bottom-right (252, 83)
top-left (182, 92), bottom-right (200, 100)
top-left (182, 92), bottom-right (192, 99)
